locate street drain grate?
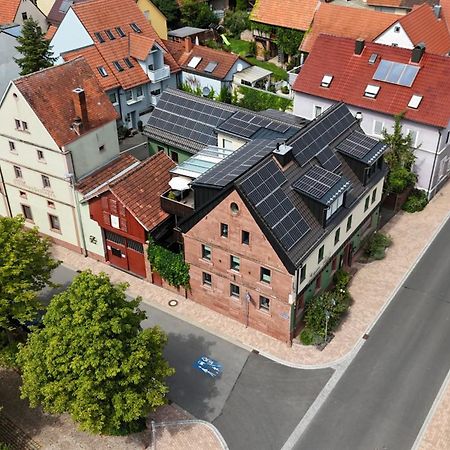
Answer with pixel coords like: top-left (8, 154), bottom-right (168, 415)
top-left (0, 413), bottom-right (41, 450)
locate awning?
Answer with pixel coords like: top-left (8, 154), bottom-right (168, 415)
top-left (169, 176), bottom-right (191, 191)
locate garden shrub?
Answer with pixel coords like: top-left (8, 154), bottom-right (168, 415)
top-left (386, 166), bottom-right (416, 194)
top-left (299, 327), bottom-right (322, 346)
top-left (234, 86), bottom-right (292, 111)
top-left (0, 332), bottom-right (19, 369)
top-left (333, 269), bottom-right (350, 290)
top-left (402, 189), bottom-right (428, 213)
top-left (365, 232), bottom-right (392, 260)
top-left (223, 10), bottom-right (250, 37)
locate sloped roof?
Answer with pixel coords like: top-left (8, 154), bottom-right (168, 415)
top-left (0, 0), bottom-right (20, 24)
top-left (250, 0), bottom-right (319, 31)
top-left (109, 151), bottom-right (175, 230)
top-left (395, 4), bottom-right (450, 55)
top-left (13, 57), bottom-right (119, 147)
top-left (77, 153), bottom-right (139, 195)
top-left (441, 0), bottom-right (450, 31)
top-left (61, 0), bottom-right (179, 90)
top-left (301, 3), bottom-right (397, 53)
top-left (129, 33), bottom-right (155, 61)
top-left (293, 34), bottom-right (450, 128)
top-left (48, 0), bottom-right (88, 26)
top-left (165, 40), bottom-right (241, 80)
top-left (45, 24), bottom-right (58, 40)
top-left (367, 0), bottom-right (434, 8)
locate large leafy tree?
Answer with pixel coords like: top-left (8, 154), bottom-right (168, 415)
top-left (180, 0), bottom-right (219, 29)
top-left (14, 18), bottom-right (57, 75)
top-left (0, 216), bottom-right (60, 338)
top-left (152, 0), bottom-right (181, 29)
top-left (18, 271), bottom-right (174, 435)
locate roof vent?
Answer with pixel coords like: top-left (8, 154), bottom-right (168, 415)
top-left (433, 4), bottom-right (442, 18)
top-left (411, 43), bottom-right (425, 64)
top-left (273, 143), bottom-right (293, 167)
top-left (354, 38), bottom-right (365, 55)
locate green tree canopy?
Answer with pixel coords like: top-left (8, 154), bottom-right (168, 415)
top-left (223, 10), bottom-right (250, 38)
top-left (275, 28), bottom-right (304, 56)
top-left (180, 0), bottom-right (219, 29)
top-left (152, 0), bottom-right (181, 29)
top-left (18, 271), bottom-right (174, 435)
top-left (0, 216), bottom-right (60, 335)
top-left (14, 18), bottom-right (57, 75)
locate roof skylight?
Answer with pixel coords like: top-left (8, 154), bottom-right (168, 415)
top-left (408, 94), bottom-right (423, 109)
top-left (204, 61), bottom-right (218, 73)
top-left (364, 84), bottom-right (380, 98)
top-left (321, 74), bottom-right (333, 88)
top-left (113, 61), bottom-right (124, 72)
top-left (130, 23), bottom-right (142, 33)
top-left (115, 26), bottom-right (126, 38)
top-left (94, 32), bottom-right (104, 43)
top-left (188, 56), bottom-right (202, 68)
top-left (124, 57), bottom-right (134, 68)
top-left (97, 66), bottom-right (108, 77)
top-left (104, 29), bottom-right (115, 40)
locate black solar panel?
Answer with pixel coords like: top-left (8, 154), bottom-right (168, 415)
top-left (336, 131), bottom-right (379, 159)
top-left (316, 146), bottom-right (341, 172)
top-left (147, 91), bottom-right (237, 146)
top-left (239, 160), bottom-right (310, 251)
top-left (194, 139), bottom-right (278, 187)
top-left (291, 103), bottom-right (355, 166)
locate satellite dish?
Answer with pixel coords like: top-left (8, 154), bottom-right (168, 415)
top-left (202, 86), bottom-right (211, 97)
top-left (236, 63), bottom-right (243, 72)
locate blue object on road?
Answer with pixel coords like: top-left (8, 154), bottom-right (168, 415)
top-left (194, 356), bottom-right (223, 378)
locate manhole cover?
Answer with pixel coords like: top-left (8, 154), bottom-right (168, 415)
top-left (168, 299), bottom-right (178, 307)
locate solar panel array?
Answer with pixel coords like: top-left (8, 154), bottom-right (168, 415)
top-left (147, 92), bottom-right (236, 146)
top-left (239, 160), bottom-right (310, 251)
top-left (218, 111), bottom-right (291, 139)
top-left (291, 104), bottom-right (355, 166)
top-left (293, 166), bottom-right (341, 200)
top-left (336, 131), bottom-right (379, 160)
top-left (316, 146), bottom-right (341, 172)
top-left (194, 139), bottom-right (277, 187)
top-left (373, 60), bottom-right (420, 87)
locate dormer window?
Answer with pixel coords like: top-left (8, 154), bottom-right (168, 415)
top-left (130, 22), bottom-right (141, 33)
top-left (115, 26), bottom-right (126, 37)
top-left (321, 74), bottom-right (333, 88)
top-left (188, 56), bottom-right (202, 68)
top-left (113, 61), bottom-right (124, 72)
top-left (104, 29), bottom-right (115, 40)
top-left (364, 84), bottom-right (380, 98)
top-left (94, 32), bottom-right (105, 43)
top-left (326, 193), bottom-right (344, 220)
top-left (124, 57), bottom-right (134, 68)
top-left (408, 94), bottom-right (422, 109)
top-left (97, 66), bottom-right (108, 77)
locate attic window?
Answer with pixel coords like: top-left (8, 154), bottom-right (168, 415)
top-left (408, 94), bottom-right (423, 109)
top-left (394, 25), bottom-right (401, 32)
top-left (204, 61), bottom-right (218, 73)
top-left (97, 66), bottom-right (108, 77)
top-left (113, 60), bottom-right (124, 72)
top-left (115, 26), bottom-right (126, 37)
top-left (364, 84), bottom-right (380, 98)
top-left (124, 57), bottom-right (134, 68)
top-left (368, 53), bottom-right (378, 64)
top-left (94, 32), bottom-right (105, 43)
top-left (188, 56), bottom-right (202, 68)
top-left (320, 74), bottom-right (333, 88)
top-left (104, 29), bottom-right (115, 40)
top-left (130, 22), bottom-right (142, 33)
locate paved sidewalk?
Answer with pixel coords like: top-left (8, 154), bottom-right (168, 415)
top-left (52, 182), bottom-right (450, 368)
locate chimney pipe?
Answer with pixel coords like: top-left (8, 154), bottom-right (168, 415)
top-left (72, 87), bottom-right (88, 131)
top-left (433, 4), bottom-right (442, 18)
top-left (354, 38), bottom-right (365, 55)
top-left (184, 37), bottom-right (193, 53)
top-left (411, 42), bottom-right (425, 63)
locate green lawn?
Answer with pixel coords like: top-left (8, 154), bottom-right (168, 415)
top-left (228, 38), bottom-right (288, 81)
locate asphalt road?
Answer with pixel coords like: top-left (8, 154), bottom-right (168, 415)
top-left (292, 217), bottom-right (450, 450)
top-left (44, 265), bottom-right (333, 450)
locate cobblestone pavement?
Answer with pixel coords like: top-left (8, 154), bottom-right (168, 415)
top-left (0, 369), bottom-right (224, 450)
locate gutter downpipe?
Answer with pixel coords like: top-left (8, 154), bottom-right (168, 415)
top-left (427, 129), bottom-right (442, 199)
top-left (67, 149), bottom-right (88, 257)
top-left (0, 164), bottom-right (12, 217)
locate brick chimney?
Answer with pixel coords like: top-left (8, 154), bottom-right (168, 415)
top-left (184, 37), bottom-right (193, 53)
top-left (72, 87), bottom-right (88, 133)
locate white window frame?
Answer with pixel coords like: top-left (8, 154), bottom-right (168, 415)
top-left (364, 84), bottom-right (380, 98)
top-left (110, 214), bottom-right (120, 229)
top-left (406, 128), bottom-right (418, 147)
top-left (373, 120), bottom-right (385, 136)
top-left (326, 193), bottom-right (344, 220)
top-left (314, 105), bottom-right (322, 118)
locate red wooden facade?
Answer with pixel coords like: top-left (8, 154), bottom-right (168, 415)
top-left (89, 192), bottom-right (147, 278)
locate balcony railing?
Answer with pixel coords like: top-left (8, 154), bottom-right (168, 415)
top-left (160, 189), bottom-right (194, 218)
top-left (148, 65), bottom-right (170, 83)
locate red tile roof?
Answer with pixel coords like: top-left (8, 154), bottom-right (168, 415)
top-left (77, 153), bottom-right (139, 194)
top-left (129, 33), bottom-right (156, 61)
top-left (61, 0), bottom-right (179, 90)
top-left (393, 4), bottom-right (450, 55)
top-left (109, 151), bottom-right (175, 230)
top-left (0, 0), bottom-right (20, 24)
top-left (300, 3), bottom-right (397, 53)
top-left (441, 0), bottom-right (450, 31)
top-left (367, 0), bottom-right (402, 6)
top-left (293, 34), bottom-right (450, 128)
top-left (165, 40), bottom-right (241, 80)
top-left (14, 57), bottom-right (119, 147)
top-left (250, 0), bottom-right (319, 31)
top-left (45, 24), bottom-right (58, 41)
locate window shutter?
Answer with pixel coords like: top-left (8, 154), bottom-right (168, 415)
top-left (103, 211), bottom-right (110, 225)
top-left (101, 196), bottom-right (108, 210)
top-left (109, 198), bottom-right (118, 214)
top-left (120, 218), bottom-right (128, 232)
